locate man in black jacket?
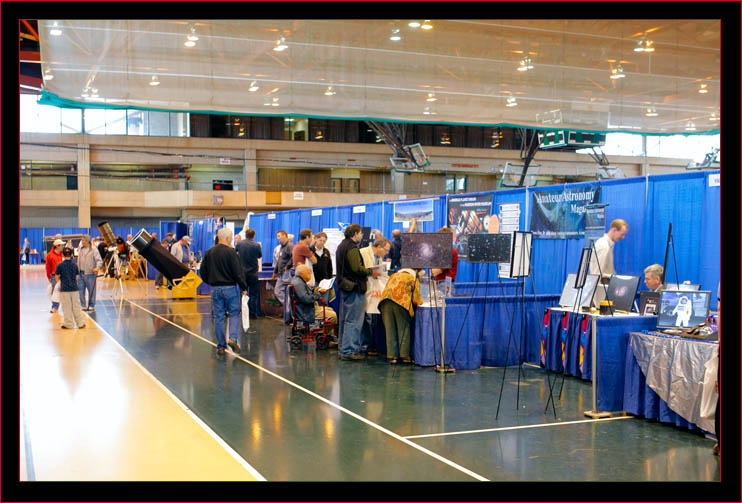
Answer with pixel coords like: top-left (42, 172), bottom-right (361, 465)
top-left (335, 224), bottom-right (381, 361)
top-left (200, 227), bottom-right (247, 356)
top-left (235, 228), bottom-right (262, 319)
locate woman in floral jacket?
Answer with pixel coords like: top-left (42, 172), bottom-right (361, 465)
top-left (378, 268), bottom-right (423, 364)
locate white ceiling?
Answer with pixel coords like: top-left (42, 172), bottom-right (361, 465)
top-left (38, 19), bottom-right (721, 134)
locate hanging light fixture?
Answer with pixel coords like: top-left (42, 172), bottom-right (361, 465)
top-left (644, 107), bottom-right (658, 117)
top-left (709, 112), bottom-right (719, 122)
top-left (408, 21), bottom-right (421, 28)
top-left (49, 21), bottom-right (62, 36)
top-left (271, 97), bottom-right (280, 106)
top-left (149, 75), bottom-right (161, 86)
top-left (698, 83), bottom-right (709, 94)
top-left (389, 29), bottom-right (401, 41)
top-left (505, 96), bottom-right (518, 107)
top-left (248, 81), bottom-right (259, 92)
top-left (421, 20), bottom-right (433, 30)
top-left (43, 69), bottom-right (54, 81)
top-left (426, 92), bottom-right (437, 102)
top-left (187, 27), bottom-right (199, 42)
top-left (610, 65), bottom-right (625, 79)
top-left (517, 56), bottom-right (534, 71)
top-left (324, 86), bottom-right (336, 96)
top-left (274, 37), bottom-right (288, 51)
top-left (684, 121), bottom-right (696, 131)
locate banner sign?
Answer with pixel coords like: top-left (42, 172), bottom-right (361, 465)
top-left (447, 194), bottom-right (494, 260)
top-left (530, 184), bottom-right (601, 239)
top-left (584, 203), bottom-right (608, 242)
top-left (392, 198), bottom-right (434, 223)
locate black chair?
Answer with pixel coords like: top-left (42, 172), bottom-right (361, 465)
top-left (288, 285), bottom-right (335, 350)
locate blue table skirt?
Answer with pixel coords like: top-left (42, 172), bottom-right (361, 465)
top-left (541, 309), bottom-right (657, 411)
top-left (21, 252), bottom-right (41, 265)
top-left (413, 294), bottom-right (560, 370)
top-left (623, 339), bottom-right (708, 432)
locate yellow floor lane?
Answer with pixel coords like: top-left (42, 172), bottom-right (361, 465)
top-left (20, 266), bottom-right (261, 481)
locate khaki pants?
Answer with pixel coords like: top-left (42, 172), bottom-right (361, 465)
top-left (60, 291), bottom-right (87, 329)
top-left (314, 303), bottom-right (337, 325)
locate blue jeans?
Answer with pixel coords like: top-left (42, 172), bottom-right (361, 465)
top-left (78, 273), bottom-right (97, 308)
top-left (211, 285), bottom-right (242, 350)
top-left (50, 276), bottom-right (60, 310)
top-left (339, 290), bottom-right (365, 356)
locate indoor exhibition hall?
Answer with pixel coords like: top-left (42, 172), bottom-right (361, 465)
top-left (15, 17), bottom-right (727, 491)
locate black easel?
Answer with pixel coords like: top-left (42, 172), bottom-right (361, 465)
top-left (495, 231), bottom-right (534, 419)
top-left (662, 223), bottom-right (680, 288)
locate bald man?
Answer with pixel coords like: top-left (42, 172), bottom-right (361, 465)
top-left (291, 264), bottom-right (337, 325)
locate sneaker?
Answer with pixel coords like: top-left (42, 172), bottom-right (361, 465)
top-left (227, 338), bottom-right (241, 353)
top-left (60, 325), bottom-right (72, 329)
top-left (339, 354), bottom-right (357, 361)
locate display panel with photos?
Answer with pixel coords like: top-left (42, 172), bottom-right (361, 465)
top-left (657, 290), bottom-right (711, 328)
top-left (605, 274), bottom-right (641, 312)
top-left (466, 233), bottom-right (512, 263)
top-left (509, 231), bottom-right (532, 277)
top-left (559, 273), bottom-right (600, 308)
top-left (639, 291), bottom-right (661, 315)
top-left (401, 233), bottom-right (453, 269)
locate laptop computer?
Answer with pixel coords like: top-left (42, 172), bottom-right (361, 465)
top-left (639, 291), bottom-right (661, 315)
top-left (656, 290), bottom-right (712, 333)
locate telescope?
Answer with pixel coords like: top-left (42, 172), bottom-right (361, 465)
top-left (128, 229), bottom-right (189, 281)
top-left (97, 221), bottom-right (117, 247)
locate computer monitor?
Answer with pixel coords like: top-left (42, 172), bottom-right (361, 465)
top-left (559, 273), bottom-right (600, 308)
top-left (639, 291), bottom-right (661, 315)
top-left (657, 290), bottom-right (711, 329)
top-left (606, 275), bottom-right (641, 312)
top-left (664, 282), bottom-right (701, 291)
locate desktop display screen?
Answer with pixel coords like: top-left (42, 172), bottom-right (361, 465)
top-left (559, 273), bottom-right (600, 308)
top-left (466, 233), bottom-right (512, 263)
top-left (664, 283), bottom-right (701, 291)
top-left (657, 290), bottom-right (711, 328)
top-left (606, 275), bottom-right (641, 312)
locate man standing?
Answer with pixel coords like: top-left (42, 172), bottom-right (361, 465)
top-left (155, 232), bottom-right (175, 289)
top-left (589, 218), bottom-right (628, 281)
top-left (236, 228), bottom-right (262, 319)
top-left (336, 224), bottom-right (381, 361)
top-left (643, 264), bottom-right (664, 292)
top-left (388, 229), bottom-right (403, 272)
top-left (293, 228), bottom-right (318, 270)
top-left (77, 234), bottom-right (103, 311)
top-left (360, 238), bottom-right (391, 355)
top-left (272, 230), bottom-right (293, 306)
top-left (21, 237), bottom-right (31, 265)
top-left (171, 235), bottom-right (193, 266)
top-left (309, 232), bottom-right (333, 283)
top-left (45, 239), bottom-right (65, 313)
top-left (55, 247), bottom-right (87, 329)
top-left (200, 227), bottom-right (247, 356)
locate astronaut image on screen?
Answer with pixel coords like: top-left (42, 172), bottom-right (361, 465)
top-left (671, 295), bottom-right (693, 327)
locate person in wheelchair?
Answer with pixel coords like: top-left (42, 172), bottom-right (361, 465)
top-left (291, 264), bottom-right (337, 326)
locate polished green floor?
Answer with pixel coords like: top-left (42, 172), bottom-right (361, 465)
top-left (90, 297), bottom-right (720, 481)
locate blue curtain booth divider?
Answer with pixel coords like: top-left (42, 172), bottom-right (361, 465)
top-left (412, 294), bottom-right (559, 370)
top-left (160, 222), bottom-right (188, 242)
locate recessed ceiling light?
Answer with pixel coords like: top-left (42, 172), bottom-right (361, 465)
top-left (408, 21), bottom-right (421, 28)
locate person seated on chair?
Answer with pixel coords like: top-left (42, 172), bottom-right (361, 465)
top-left (643, 264), bottom-right (664, 292)
top-left (291, 264), bottom-right (337, 325)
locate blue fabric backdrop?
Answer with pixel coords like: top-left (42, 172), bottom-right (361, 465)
top-left (22, 171), bottom-right (719, 300)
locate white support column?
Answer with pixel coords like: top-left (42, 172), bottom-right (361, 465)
top-left (77, 143), bottom-right (91, 228)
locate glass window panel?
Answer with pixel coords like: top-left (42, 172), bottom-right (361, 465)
top-left (169, 112), bottom-right (189, 137)
top-left (20, 95), bottom-right (61, 133)
top-left (456, 177), bottom-right (466, 191)
top-left (84, 109), bottom-right (107, 135)
top-left (148, 111), bottom-right (170, 136)
top-left (445, 178), bottom-right (454, 192)
top-left (104, 109), bottom-right (126, 135)
top-left (127, 110), bottom-right (146, 135)
top-left (60, 108), bottom-right (82, 133)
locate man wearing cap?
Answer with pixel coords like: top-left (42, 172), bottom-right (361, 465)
top-left (45, 239), bottom-right (66, 313)
top-left (55, 247), bottom-right (87, 329)
top-left (171, 235), bottom-right (193, 266)
top-left (77, 234), bottom-right (103, 311)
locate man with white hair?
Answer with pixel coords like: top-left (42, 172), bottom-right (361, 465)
top-left (643, 264), bottom-right (664, 292)
top-left (200, 227), bottom-right (248, 356)
top-left (77, 234), bottom-right (103, 311)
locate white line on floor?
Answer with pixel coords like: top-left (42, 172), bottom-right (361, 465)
top-left (85, 313), bottom-right (266, 481)
top-left (404, 416), bottom-right (634, 439)
top-left (124, 298), bottom-right (489, 481)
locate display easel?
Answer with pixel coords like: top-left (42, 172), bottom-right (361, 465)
top-left (495, 231), bottom-right (533, 419)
